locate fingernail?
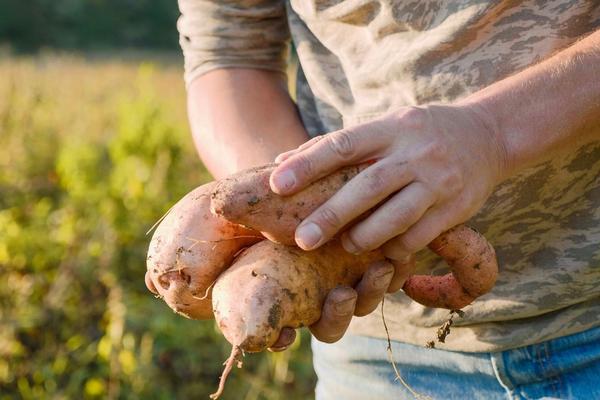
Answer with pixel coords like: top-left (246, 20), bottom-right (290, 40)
top-left (375, 268), bottom-right (394, 289)
top-left (296, 222), bottom-right (322, 249)
top-left (334, 296), bottom-right (356, 315)
top-left (268, 345), bottom-right (289, 352)
top-left (271, 170), bottom-right (296, 192)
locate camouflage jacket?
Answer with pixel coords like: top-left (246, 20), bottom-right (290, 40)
top-left (178, 0), bottom-right (600, 352)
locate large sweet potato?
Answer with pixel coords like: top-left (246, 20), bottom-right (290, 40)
top-left (210, 163), bottom-right (367, 245)
top-left (212, 240), bottom-right (383, 352)
top-left (146, 182), bottom-right (262, 319)
top-left (209, 164), bottom-right (498, 310)
top-left (147, 164), bottom-right (498, 399)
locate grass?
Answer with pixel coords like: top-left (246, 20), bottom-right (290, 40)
top-left (0, 53), bottom-right (315, 400)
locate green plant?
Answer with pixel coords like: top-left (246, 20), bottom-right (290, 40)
top-left (0, 56), bottom-right (316, 400)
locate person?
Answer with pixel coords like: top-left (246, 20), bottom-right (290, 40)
top-left (177, 1), bottom-right (600, 398)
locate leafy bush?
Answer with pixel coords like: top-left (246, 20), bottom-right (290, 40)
top-left (0, 56), bottom-right (315, 400)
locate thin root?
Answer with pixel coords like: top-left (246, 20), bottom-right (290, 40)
top-left (193, 279), bottom-right (217, 301)
top-left (381, 297), bottom-right (431, 400)
top-left (210, 345), bottom-right (243, 399)
top-left (185, 235), bottom-right (263, 251)
top-left (146, 203), bottom-right (176, 236)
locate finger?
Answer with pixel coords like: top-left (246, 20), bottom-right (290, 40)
top-left (270, 126), bottom-right (390, 195)
top-left (341, 182), bottom-right (436, 254)
top-left (145, 271), bottom-right (158, 295)
top-left (274, 151), bottom-right (295, 164)
top-left (268, 328), bottom-right (297, 352)
top-left (354, 261), bottom-right (394, 316)
top-left (382, 207), bottom-right (452, 260)
top-left (274, 136), bottom-right (325, 163)
top-left (294, 160), bottom-right (413, 250)
top-left (309, 286), bottom-right (357, 343)
top-left (386, 254), bottom-right (416, 293)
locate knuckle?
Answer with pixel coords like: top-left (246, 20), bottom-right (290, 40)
top-left (327, 131), bottom-right (356, 160)
top-left (292, 153), bottom-right (314, 179)
top-left (345, 230), bottom-right (369, 252)
top-left (381, 238), bottom-right (411, 261)
top-left (401, 107), bottom-right (428, 129)
top-left (423, 141), bottom-right (449, 160)
top-left (390, 205), bottom-right (414, 231)
top-left (402, 107), bottom-right (431, 130)
top-left (316, 206), bottom-right (343, 231)
top-left (394, 233), bottom-right (421, 254)
top-left (441, 167), bottom-right (464, 193)
top-left (364, 166), bottom-right (389, 193)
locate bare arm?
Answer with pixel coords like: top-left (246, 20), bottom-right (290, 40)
top-left (177, 0), bottom-right (396, 348)
top-left (464, 29), bottom-right (600, 179)
top-left (188, 67), bottom-right (397, 347)
top-left (187, 68), bottom-right (309, 179)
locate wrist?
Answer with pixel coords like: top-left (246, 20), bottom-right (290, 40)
top-left (455, 97), bottom-right (514, 185)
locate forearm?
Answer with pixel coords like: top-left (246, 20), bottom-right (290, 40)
top-left (463, 30), bottom-right (600, 179)
top-left (187, 68), bottom-right (309, 179)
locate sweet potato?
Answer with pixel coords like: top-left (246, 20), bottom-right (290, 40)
top-left (209, 163), bottom-right (498, 310)
top-left (212, 240), bottom-right (383, 352)
top-left (147, 164), bottom-right (498, 399)
top-left (210, 163), bottom-right (367, 245)
top-left (209, 239), bottom-right (383, 399)
top-left (209, 226), bottom-right (497, 352)
top-left (146, 182), bottom-right (262, 319)
top-left (206, 226), bottom-right (496, 399)
top-left (404, 225), bottom-right (497, 309)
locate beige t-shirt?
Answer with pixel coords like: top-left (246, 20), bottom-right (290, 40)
top-left (178, 0), bottom-right (600, 352)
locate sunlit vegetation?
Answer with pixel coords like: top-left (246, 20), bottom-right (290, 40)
top-left (0, 55), bottom-right (315, 400)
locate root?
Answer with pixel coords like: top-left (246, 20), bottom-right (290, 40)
top-left (210, 345), bottom-right (243, 399)
top-left (381, 297), bottom-right (431, 400)
top-left (185, 235), bottom-right (263, 251)
top-left (146, 203), bottom-right (176, 236)
top-left (426, 310), bottom-right (464, 349)
top-left (155, 236), bottom-right (261, 278)
top-left (193, 279), bottom-right (216, 301)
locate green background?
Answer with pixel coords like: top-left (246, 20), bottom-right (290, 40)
top-left (0, 2), bottom-right (315, 399)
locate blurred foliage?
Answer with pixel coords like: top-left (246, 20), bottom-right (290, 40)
top-left (0, 55), bottom-right (316, 399)
top-left (0, 0), bottom-right (179, 51)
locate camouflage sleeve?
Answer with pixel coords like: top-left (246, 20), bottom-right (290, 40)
top-left (177, 0), bottom-right (290, 87)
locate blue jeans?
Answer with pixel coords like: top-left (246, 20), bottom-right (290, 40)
top-left (312, 326), bottom-right (600, 399)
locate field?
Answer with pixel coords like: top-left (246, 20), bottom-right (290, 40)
top-left (0, 54), bottom-right (315, 400)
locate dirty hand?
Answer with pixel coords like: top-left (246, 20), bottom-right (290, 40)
top-left (267, 103), bottom-right (506, 349)
top-left (269, 104), bottom-right (506, 261)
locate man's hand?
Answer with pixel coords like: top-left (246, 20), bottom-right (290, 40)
top-left (266, 30), bottom-right (600, 349)
top-left (269, 104), bottom-right (506, 261)
top-left (269, 30), bottom-right (600, 262)
top-left (265, 102), bottom-right (507, 350)
top-left (269, 256), bottom-right (415, 351)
